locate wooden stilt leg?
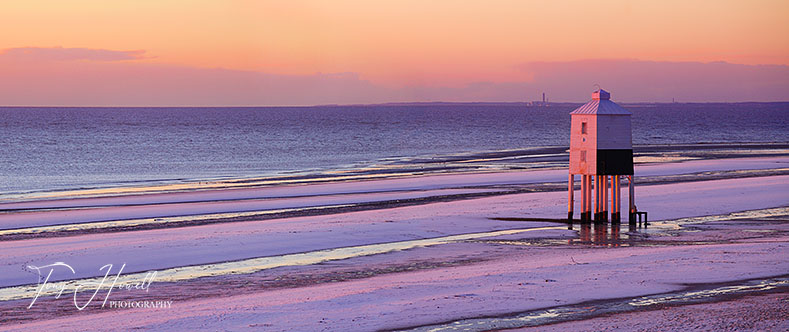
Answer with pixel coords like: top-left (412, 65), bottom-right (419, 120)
top-left (568, 174), bottom-right (574, 222)
top-left (581, 175), bottom-right (590, 221)
top-left (612, 176), bottom-right (620, 223)
top-left (594, 175), bottom-right (600, 222)
top-left (628, 175), bottom-right (636, 224)
top-left (588, 175), bottom-right (593, 221)
top-left (602, 176), bottom-right (608, 222)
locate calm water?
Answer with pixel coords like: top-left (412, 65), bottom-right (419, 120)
top-left (1, 103), bottom-right (787, 196)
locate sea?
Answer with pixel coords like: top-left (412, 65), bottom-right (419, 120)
top-left (1, 102), bottom-right (787, 198)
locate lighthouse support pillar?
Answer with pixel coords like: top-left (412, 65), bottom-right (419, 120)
top-left (568, 174), bottom-right (574, 224)
top-left (628, 175), bottom-right (636, 224)
top-left (611, 176), bottom-right (621, 223)
top-left (580, 175), bottom-right (586, 221)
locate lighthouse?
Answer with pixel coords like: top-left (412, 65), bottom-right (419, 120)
top-left (567, 89), bottom-right (635, 223)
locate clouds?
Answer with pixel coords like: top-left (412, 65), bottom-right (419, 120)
top-left (0, 47), bottom-right (786, 105)
top-left (517, 59), bottom-right (789, 102)
top-left (0, 49), bottom-right (388, 106)
top-left (0, 47), bottom-right (146, 62)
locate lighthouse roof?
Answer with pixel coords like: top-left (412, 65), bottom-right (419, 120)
top-left (570, 89), bottom-right (632, 115)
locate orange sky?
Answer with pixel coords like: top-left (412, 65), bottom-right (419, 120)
top-left (0, 1), bottom-right (787, 105)
top-left (2, 0), bottom-right (787, 87)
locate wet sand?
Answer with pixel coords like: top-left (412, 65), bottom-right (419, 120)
top-left (0, 156), bottom-right (787, 331)
top-left (509, 292), bottom-right (789, 332)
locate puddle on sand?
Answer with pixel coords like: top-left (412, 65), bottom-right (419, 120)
top-left (478, 222), bottom-right (674, 248)
top-left (478, 207), bottom-right (789, 249)
top-left (396, 277), bottom-right (789, 332)
top-left (476, 220), bottom-right (755, 248)
top-left (0, 226), bottom-right (563, 302)
top-left (561, 206), bottom-right (789, 248)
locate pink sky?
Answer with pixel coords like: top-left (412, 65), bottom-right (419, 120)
top-left (0, 1), bottom-right (787, 105)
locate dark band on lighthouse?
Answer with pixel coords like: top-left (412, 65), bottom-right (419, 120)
top-left (596, 149), bottom-right (633, 175)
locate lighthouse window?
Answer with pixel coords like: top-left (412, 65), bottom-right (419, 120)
top-left (580, 151), bottom-right (586, 162)
top-left (581, 122), bottom-right (587, 134)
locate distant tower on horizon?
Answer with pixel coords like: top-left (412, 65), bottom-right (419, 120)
top-left (527, 92), bottom-right (549, 107)
top-left (567, 89), bottom-right (637, 224)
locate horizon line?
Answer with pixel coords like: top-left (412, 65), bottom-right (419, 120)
top-left (1, 100), bottom-right (788, 108)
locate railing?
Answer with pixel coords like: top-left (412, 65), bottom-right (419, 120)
top-left (631, 211), bottom-right (648, 226)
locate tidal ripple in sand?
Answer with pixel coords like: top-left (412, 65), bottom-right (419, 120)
top-left (654, 206), bottom-right (789, 225)
top-left (0, 203), bottom-right (356, 236)
top-left (0, 188), bottom-right (504, 234)
top-left (396, 276), bottom-right (789, 332)
top-left (0, 226), bottom-right (562, 302)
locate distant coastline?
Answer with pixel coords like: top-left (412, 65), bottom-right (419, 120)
top-left (318, 101), bottom-right (789, 108)
top-left (3, 101), bottom-right (789, 109)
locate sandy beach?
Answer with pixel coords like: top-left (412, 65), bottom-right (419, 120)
top-left (0, 156), bottom-right (787, 331)
top-left (3, 1), bottom-right (788, 330)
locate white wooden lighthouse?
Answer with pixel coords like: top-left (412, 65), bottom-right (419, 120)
top-left (567, 89), bottom-right (636, 223)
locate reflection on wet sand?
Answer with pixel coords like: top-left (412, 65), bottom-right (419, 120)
top-left (567, 223), bottom-right (644, 247)
top-left (574, 223), bottom-right (627, 247)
